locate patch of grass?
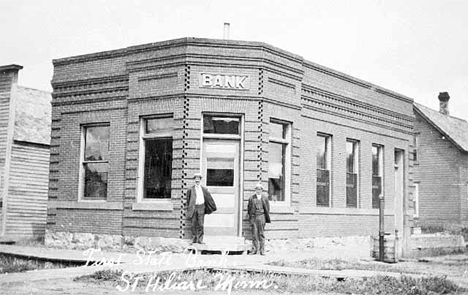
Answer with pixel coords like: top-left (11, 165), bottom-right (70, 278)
top-left (0, 255), bottom-right (38, 274)
top-left (0, 254), bottom-right (80, 274)
top-left (75, 269), bottom-right (124, 283)
top-left (76, 269), bottom-right (466, 294)
top-left (269, 258), bottom-right (422, 274)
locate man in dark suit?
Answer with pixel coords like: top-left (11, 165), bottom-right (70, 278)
top-left (247, 182), bottom-right (271, 255)
top-left (187, 173), bottom-right (216, 244)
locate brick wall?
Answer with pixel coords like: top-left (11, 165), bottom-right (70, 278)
top-left (47, 38), bottom-right (414, 241)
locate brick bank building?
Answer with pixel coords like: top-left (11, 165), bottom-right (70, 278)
top-left (46, 38), bottom-right (415, 253)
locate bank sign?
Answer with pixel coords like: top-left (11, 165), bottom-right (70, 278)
top-left (199, 73), bottom-right (250, 90)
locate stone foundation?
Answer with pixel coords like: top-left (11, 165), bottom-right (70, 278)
top-left (45, 230), bottom-right (191, 253)
top-left (45, 230), bottom-right (373, 255)
top-left (407, 233), bottom-right (466, 257)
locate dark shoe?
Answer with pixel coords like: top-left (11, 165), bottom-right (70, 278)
top-left (260, 252), bottom-right (266, 256)
top-left (249, 251), bottom-right (257, 255)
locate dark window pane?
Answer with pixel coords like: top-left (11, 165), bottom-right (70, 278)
top-left (270, 122), bottom-right (285, 139)
top-left (372, 176), bottom-right (382, 208)
top-left (84, 163), bottom-right (108, 199)
top-left (85, 126), bottom-right (109, 161)
top-left (144, 138), bottom-right (173, 199)
top-left (146, 117), bottom-right (173, 134)
top-left (207, 169), bottom-right (234, 186)
top-left (316, 169), bottom-right (330, 206)
top-left (268, 142), bottom-right (285, 202)
top-left (346, 173), bottom-right (357, 207)
top-left (203, 116), bottom-right (239, 134)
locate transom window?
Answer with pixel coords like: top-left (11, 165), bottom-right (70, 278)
top-left (268, 120), bottom-right (291, 203)
top-left (316, 134), bottom-right (331, 207)
top-left (203, 116), bottom-right (240, 135)
top-left (140, 116), bottom-right (173, 199)
top-left (81, 125), bottom-right (110, 199)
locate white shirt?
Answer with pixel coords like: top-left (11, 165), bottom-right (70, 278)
top-left (195, 185), bottom-right (205, 205)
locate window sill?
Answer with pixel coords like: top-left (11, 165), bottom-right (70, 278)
top-left (132, 201), bottom-right (173, 211)
top-left (48, 201), bottom-right (123, 210)
top-left (300, 207), bottom-right (394, 216)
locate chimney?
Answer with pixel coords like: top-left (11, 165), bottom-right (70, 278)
top-left (438, 92), bottom-right (450, 115)
top-left (0, 64), bottom-right (23, 85)
top-left (223, 23), bottom-right (230, 40)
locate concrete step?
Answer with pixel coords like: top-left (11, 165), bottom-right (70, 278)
top-left (192, 236), bottom-right (249, 253)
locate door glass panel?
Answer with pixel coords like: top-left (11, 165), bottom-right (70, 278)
top-left (206, 158), bottom-right (234, 186)
top-left (207, 169), bottom-right (234, 186)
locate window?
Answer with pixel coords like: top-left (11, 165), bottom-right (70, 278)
top-left (316, 134), bottom-right (331, 207)
top-left (203, 116), bottom-right (240, 135)
top-left (140, 116), bottom-right (173, 199)
top-left (372, 144), bottom-right (384, 208)
top-left (268, 120), bottom-right (291, 203)
top-left (413, 183), bottom-right (419, 218)
top-left (346, 140), bottom-right (359, 207)
top-left (413, 133), bottom-right (420, 164)
top-left (81, 125), bottom-right (109, 199)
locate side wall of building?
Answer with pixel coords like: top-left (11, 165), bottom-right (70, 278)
top-left (5, 142), bottom-right (49, 237)
top-left (47, 53), bottom-right (129, 236)
top-left (298, 62), bottom-right (414, 238)
top-left (0, 67), bottom-right (19, 236)
top-left (413, 111), bottom-right (463, 226)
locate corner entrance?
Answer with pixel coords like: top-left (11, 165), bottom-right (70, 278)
top-left (202, 139), bottom-right (240, 236)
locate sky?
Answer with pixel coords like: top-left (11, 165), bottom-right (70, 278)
top-left (1, 0), bottom-right (467, 120)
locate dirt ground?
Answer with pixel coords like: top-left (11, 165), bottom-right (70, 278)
top-left (1, 254), bottom-right (468, 295)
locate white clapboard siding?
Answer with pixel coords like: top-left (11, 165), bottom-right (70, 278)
top-left (5, 143), bottom-right (50, 237)
top-left (0, 79), bottom-right (12, 159)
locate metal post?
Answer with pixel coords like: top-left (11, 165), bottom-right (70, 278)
top-left (379, 194), bottom-right (385, 262)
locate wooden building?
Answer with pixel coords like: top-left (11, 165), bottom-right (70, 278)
top-left (46, 38), bottom-right (416, 253)
top-left (413, 93), bottom-right (468, 228)
top-left (0, 64), bottom-right (51, 240)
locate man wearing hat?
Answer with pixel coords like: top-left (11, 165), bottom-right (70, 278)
top-left (247, 182), bottom-right (271, 255)
top-left (187, 172), bottom-right (216, 244)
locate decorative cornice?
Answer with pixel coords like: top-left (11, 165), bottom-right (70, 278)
top-left (262, 96), bottom-right (302, 110)
top-left (303, 62), bottom-right (413, 103)
top-left (268, 77), bottom-right (296, 90)
top-left (138, 72), bottom-right (178, 82)
top-left (52, 86), bottom-right (128, 99)
top-left (128, 61), bottom-right (186, 73)
top-left (52, 96), bottom-right (127, 107)
top-left (52, 74), bottom-right (128, 89)
top-left (302, 101), bottom-right (413, 135)
top-left (128, 52), bottom-right (303, 80)
top-left (60, 106), bottom-right (127, 115)
top-left (127, 94), bottom-right (184, 103)
top-left (304, 62), bottom-right (372, 89)
top-left (302, 84), bottom-right (413, 123)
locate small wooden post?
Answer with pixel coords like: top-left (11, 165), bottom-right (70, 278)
top-left (379, 194), bottom-right (385, 262)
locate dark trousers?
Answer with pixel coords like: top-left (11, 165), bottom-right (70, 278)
top-left (191, 204), bottom-right (205, 243)
top-left (250, 214), bottom-right (265, 253)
